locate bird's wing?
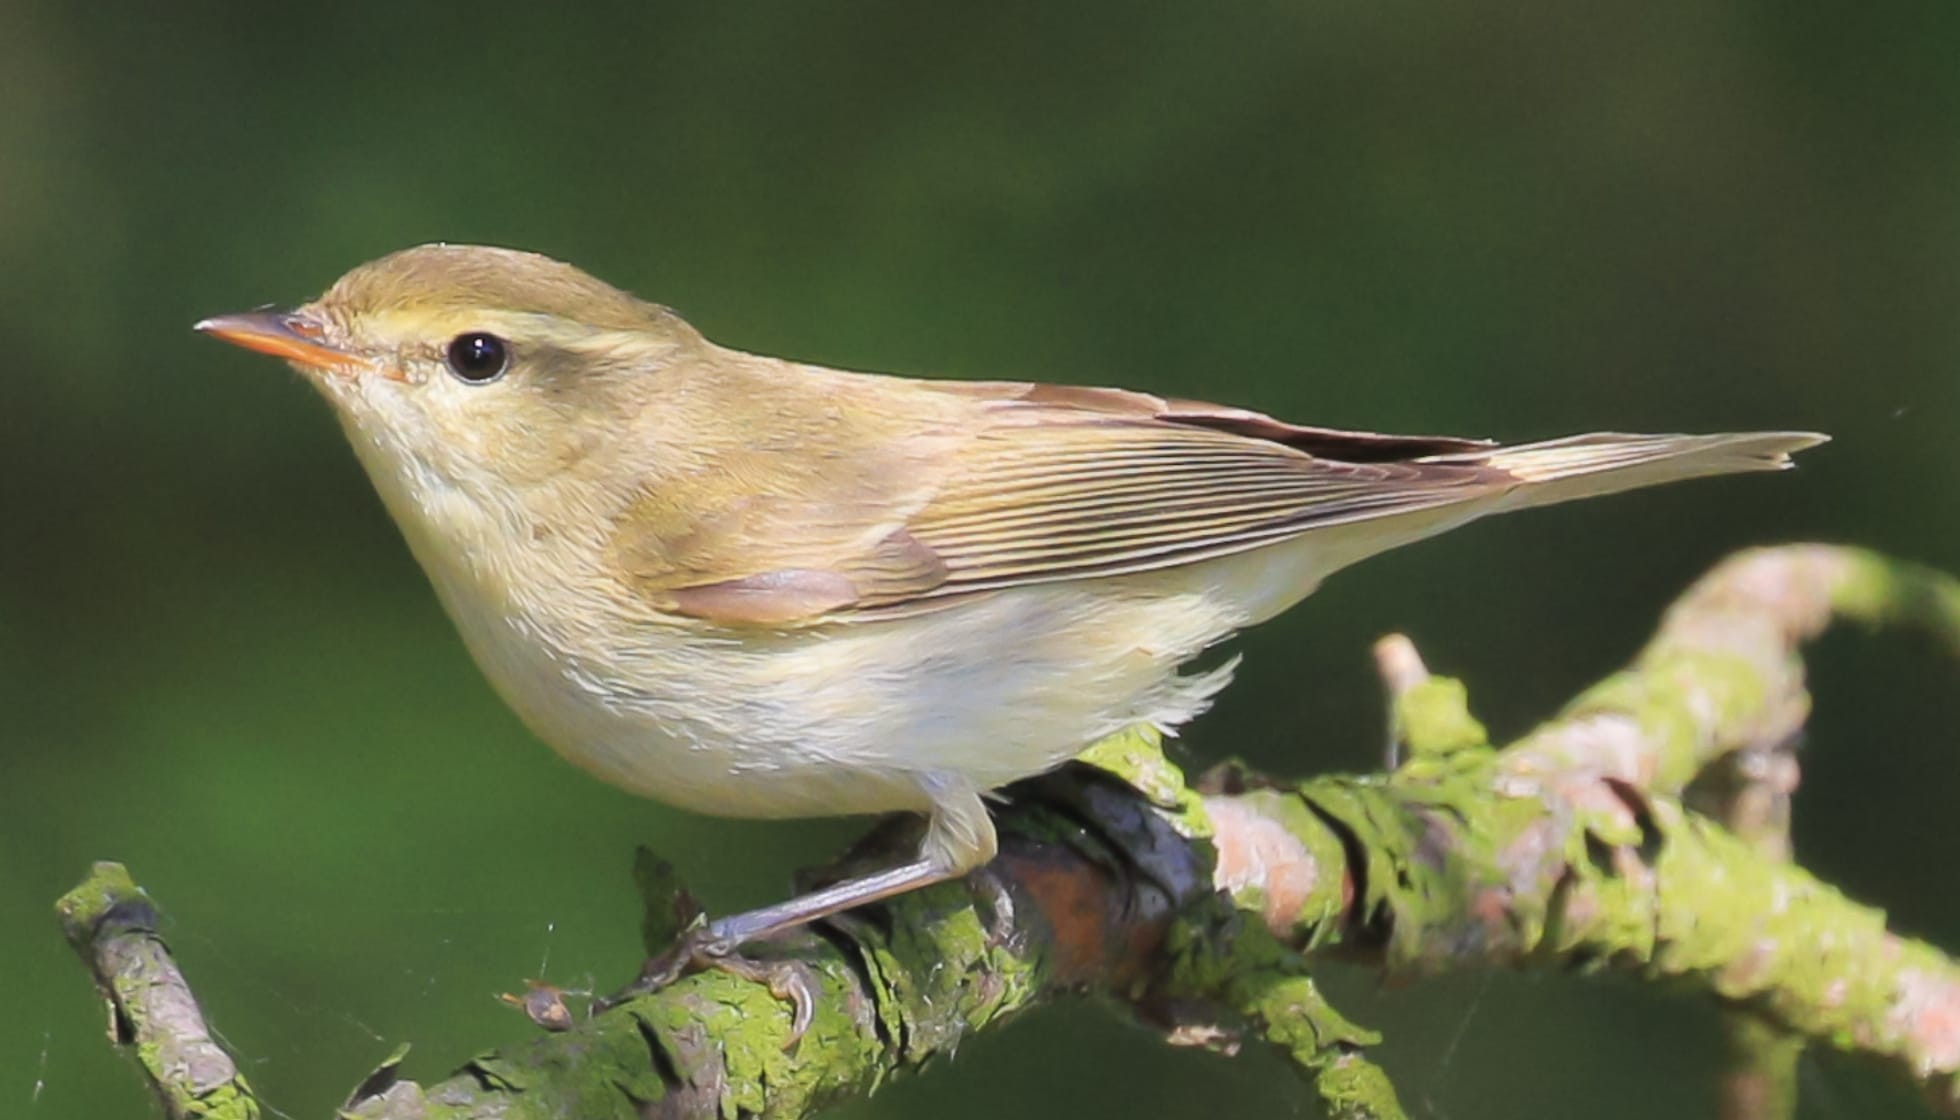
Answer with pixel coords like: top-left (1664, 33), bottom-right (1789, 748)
top-left (872, 383), bottom-right (1513, 603)
top-left (609, 378), bottom-right (1511, 627)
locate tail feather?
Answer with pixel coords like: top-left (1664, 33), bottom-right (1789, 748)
top-left (1426, 431), bottom-right (1828, 509)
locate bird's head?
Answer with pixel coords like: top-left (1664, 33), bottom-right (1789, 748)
top-left (197, 243), bottom-right (699, 497)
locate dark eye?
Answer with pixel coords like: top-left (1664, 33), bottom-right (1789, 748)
top-left (444, 332), bottom-right (509, 383)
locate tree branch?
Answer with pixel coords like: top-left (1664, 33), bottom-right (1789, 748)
top-left (56, 545), bottom-right (1960, 1118)
top-left (56, 862), bottom-right (261, 1120)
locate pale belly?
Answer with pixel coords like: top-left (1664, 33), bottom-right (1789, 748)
top-left (430, 570), bottom-right (1251, 822)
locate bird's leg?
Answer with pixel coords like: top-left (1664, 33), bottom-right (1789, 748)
top-left (703, 856), bottom-right (953, 947)
top-left (705, 774), bottom-right (998, 947)
top-left (602, 775), bottom-right (998, 1035)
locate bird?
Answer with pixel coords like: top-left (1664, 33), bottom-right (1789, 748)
top-left (196, 242), bottom-right (1824, 962)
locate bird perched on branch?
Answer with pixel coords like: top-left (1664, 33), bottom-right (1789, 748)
top-left (198, 243), bottom-right (1823, 975)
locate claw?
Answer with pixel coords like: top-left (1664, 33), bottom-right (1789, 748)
top-left (714, 956), bottom-right (820, 1048)
top-left (593, 921), bottom-right (720, 1012)
top-left (595, 923), bottom-right (819, 1048)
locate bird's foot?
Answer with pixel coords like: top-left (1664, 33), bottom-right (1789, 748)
top-left (595, 922), bottom-right (819, 1047)
top-left (709, 954), bottom-right (821, 1046)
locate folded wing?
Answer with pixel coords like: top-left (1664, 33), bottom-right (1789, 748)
top-left (616, 381), bottom-right (1518, 626)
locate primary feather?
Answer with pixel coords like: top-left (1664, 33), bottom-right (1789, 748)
top-left (609, 367), bottom-right (1821, 626)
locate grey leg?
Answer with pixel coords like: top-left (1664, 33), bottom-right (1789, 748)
top-left (704, 772), bottom-right (999, 950)
top-left (601, 775), bottom-right (1001, 1023)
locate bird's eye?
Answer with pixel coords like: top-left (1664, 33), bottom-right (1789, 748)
top-left (444, 332), bottom-right (509, 383)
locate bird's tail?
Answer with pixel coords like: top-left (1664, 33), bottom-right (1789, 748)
top-left (1426, 431), bottom-right (1829, 510)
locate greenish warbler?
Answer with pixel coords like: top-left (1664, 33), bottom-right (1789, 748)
top-left (197, 243), bottom-right (1823, 957)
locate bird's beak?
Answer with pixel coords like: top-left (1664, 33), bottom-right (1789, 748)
top-left (194, 309), bottom-right (364, 375)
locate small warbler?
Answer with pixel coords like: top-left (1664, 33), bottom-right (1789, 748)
top-left (197, 244), bottom-right (1823, 954)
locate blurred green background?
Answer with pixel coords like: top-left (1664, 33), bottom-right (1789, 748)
top-left (4, 1), bottom-right (1957, 1116)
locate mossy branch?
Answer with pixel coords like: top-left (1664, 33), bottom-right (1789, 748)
top-left (56, 545), bottom-right (1960, 1119)
top-left (55, 863), bottom-right (262, 1120)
